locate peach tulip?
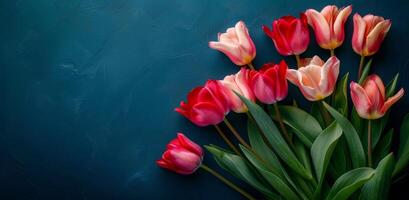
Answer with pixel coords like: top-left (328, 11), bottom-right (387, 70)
top-left (209, 21), bottom-right (256, 66)
top-left (287, 56), bottom-right (340, 101)
top-left (305, 5), bottom-right (352, 50)
top-left (220, 68), bottom-right (255, 113)
top-left (352, 14), bottom-right (391, 56)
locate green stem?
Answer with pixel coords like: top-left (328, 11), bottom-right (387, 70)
top-left (319, 101), bottom-right (332, 127)
top-left (330, 49), bottom-right (335, 57)
top-left (201, 164), bottom-right (257, 200)
top-left (247, 63), bottom-right (255, 70)
top-left (273, 103), bottom-right (293, 146)
top-left (368, 120), bottom-right (372, 167)
top-left (224, 118), bottom-right (251, 149)
top-left (295, 54), bottom-right (302, 68)
top-left (358, 55), bottom-right (365, 80)
top-left (214, 125), bottom-right (242, 156)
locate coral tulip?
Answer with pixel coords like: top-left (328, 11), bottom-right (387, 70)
top-left (250, 61), bottom-right (288, 104)
top-left (350, 74), bottom-right (404, 119)
top-left (305, 5), bottom-right (352, 50)
top-left (287, 56), bottom-right (340, 101)
top-left (262, 14), bottom-right (310, 56)
top-left (157, 133), bottom-right (204, 175)
top-left (209, 21), bottom-right (256, 66)
top-left (221, 68), bottom-right (255, 113)
top-left (175, 80), bottom-right (229, 127)
top-left (352, 14), bottom-right (391, 56)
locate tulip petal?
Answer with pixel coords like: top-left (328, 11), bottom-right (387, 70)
top-left (252, 73), bottom-right (277, 104)
top-left (209, 41), bottom-right (245, 65)
top-left (287, 69), bottom-right (319, 101)
top-left (365, 19), bottom-right (391, 56)
top-left (350, 82), bottom-right (372, 118)
top-left (176, 133), bottom-right (203, 156)
top-left (306, 9), bottom-right (331, 49)
top-left (352, 14), bottom-right (366, 55)
top-left (333, 5), bottom-right (352, 43)
top-left (235, 21), bottom-right (256, 54)
top-left (319, 56), bottom-right (340, 95)
top-left (381, 88), bottom-right (404, 114)
top-left (190, 102), bottom-right (225, 126)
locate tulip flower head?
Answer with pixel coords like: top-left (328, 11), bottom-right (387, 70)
top-left (157, 133), bottom-right (204, 175)
top-left (305, 5), bottom-right (352, 50)
top-left (221, 68), bottom-right (255, 113)
top-left (209, 21), bottom-right (256, 66)
top-left (250, 61), bottom-right (288, 104)
top-left (175, 80), bottom-right (230, 127)
top-left (350, 75), bottom-right (404, 119)
top-left (262, 13), bottom-right (310, 56)
top-left (352, 14), bottom-right (391, 57)
top-left (287, 56), bottom-right (340, 101)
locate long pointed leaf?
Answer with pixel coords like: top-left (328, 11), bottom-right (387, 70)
top-left (237, 93), bottom-right (312, 180)
top-left (360, 153), bottom-right (394, 200)
top-left (325, 168), bottom-right (375, 200)
top-left (394, 114), bottom-right (409, 176)
top-left (270, 105), bottom-right (322, 148)
top-left (311, 122), bottom-right (343, 197)
top-left (323, 102), bottom-right (366, 168)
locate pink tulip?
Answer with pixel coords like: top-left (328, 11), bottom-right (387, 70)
top-left (250, 61), bottom-right (288, 104)
top-left (221, 68), bottom-right (255, 113)
top-left (262, 13), bottom-right (310, 56)
top-left (175, 80), bottom-right (230, 127)
top-left (350, 75), bottom-right (404, 119)
top-left (305, 5), bottom-right (352, 50)
top-left (157, 133), bottom-right (204, 175)
top-left (352, 14), bottom-right (391, 56)
top-left (209, 21), bottom-right (256, 66)
top-left (287, 56), bottom-right (340, 101)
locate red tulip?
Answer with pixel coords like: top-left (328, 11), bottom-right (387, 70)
top-left (352, 14), bottom-right (391, 57)
top-left (221, 68), bottom-right (255, 113)
top-left (175, 80), bottom-right (229, 127)
top-left (350, 74), bottom-right (404, 119)
top-left (287, 56), bottom-right (340, 101)
top-left (157, 133), bottom-right (204, 175)
top-left (209, 21), bottom-right (256, 66)
top-left (262, 14), bottom-right (310, 56)
top-left (305, 5), bottom-right (352, 50)
top-left (250, 61), bottom-right (288, 104)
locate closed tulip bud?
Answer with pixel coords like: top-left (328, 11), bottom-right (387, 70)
top-left (250, 61), bottom-right (288, 104)
top-left (175, 80), bottom-right (229, 127)
top-left (209, 21), bottom-right (256, 66)
top-left (350, 74), bottom-right (404, 119)
top-left (221, 68), bottom-right (255, 113)
top-left (352, 14), bottom-right (391, 57)
top-left (305, 5), bottom-right (352, 50)
top-left (157, 133), bottom-right (204, 175)
top-left (287, 56), bottom-right (340, 101)
top-left (262, 13), bottom-right (310, 56)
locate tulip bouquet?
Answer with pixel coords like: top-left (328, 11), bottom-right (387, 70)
top-left (157, 5), bottom-right (409, 200)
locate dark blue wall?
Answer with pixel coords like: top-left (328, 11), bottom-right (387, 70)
top-left (1, 0), bottom-right (409, 199)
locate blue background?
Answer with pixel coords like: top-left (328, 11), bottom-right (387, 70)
top-left (1, 0), bottom-right (409, 199)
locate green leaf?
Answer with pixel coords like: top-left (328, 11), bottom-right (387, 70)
top-left (331, 73), bottom-right (349, 116)
top-left (386, 73), bottom-right (399, 98)
top-left (351, 109), bottom-right (364, 137)
top-left (240, 145), bottom-right (300, 200)
top-left (248, 119), bottom-right (309, 200)
top-left (237, 93), bottom-right (312, 180)
top-left (323, 102), bottom-right (366, 168)
top-left (360, 153), bottom-right (395, 200)
top-left (325, 168), bottom-right (375, 200)
top-left (358, 59), bottom-right (372, 85)
top-left (373, 129), bottom-right (393, 165)
top-left (311, 122), bottom-right (343, 197)
top-left (394, 113), bottom-right (409, 176)
top-left (311, 102), bottom-right (326, 128)
top-left (270, 105), bottom-right (322, 148)
top-left (205, 145), bottom-right (279, 198)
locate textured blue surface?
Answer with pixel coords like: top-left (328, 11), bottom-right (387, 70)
top-left (1, 0), bottom-right (409, 199)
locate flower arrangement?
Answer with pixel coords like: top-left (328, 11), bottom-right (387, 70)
top-left (157, 4), bottom-right (409, 200)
